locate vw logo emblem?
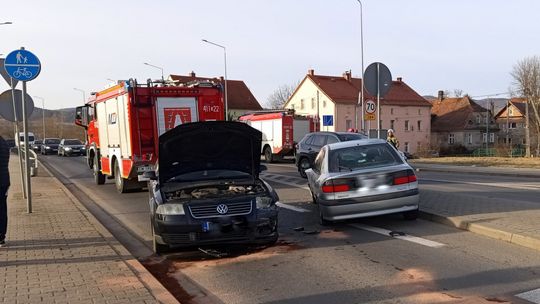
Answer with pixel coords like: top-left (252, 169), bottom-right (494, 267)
top-left (216, 204), bottom-right (228, 215)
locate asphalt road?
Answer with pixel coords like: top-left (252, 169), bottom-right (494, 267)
top-left (39, 154), bottom-right (540, 304)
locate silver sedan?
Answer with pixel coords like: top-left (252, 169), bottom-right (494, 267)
top-left (305, 139), bottom-right (419, 225)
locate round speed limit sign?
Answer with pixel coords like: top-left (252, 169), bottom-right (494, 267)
top-left (365, 100), bottom-right (376, 114)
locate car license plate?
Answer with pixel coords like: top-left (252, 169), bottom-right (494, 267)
top-left (202, 221), bottom-right (211, 232)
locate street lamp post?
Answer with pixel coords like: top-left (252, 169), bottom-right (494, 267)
top-left (73, 88), bottom-right (86, 105)
top-left (143, 62), bottom-right (164, 81)
top-left (355, 0), bottom-right (365, 133)
top-left (34, 96), bottom-right (45, 140)
top-left (202, 39), bottom-right (228, 121)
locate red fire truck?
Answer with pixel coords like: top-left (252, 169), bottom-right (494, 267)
top-left (239, 110), bottom-right (317, 162)
top-left (75, 79), bottom-right (224, 193)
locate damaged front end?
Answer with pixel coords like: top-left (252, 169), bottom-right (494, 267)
top-left (152, 180), bottom-right (279, 250)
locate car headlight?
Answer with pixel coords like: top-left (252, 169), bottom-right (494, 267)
top-left (45, 146), bottom-right (50, 149)
top-left (64, 147), bottom-right (72, 150)
top-left (256, 196), bottom-right (274, 209)
top-left (156, 203), bottom-right (185, 215)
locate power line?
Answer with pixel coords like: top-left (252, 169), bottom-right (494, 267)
top-left (469, 92), bottom-right (512, 98)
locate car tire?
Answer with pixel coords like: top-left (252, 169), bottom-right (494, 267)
top-left (152, 225), bottom-right (169, 255)
top-left (318, 206), bottom-right (332, 226)
top-left (403, 209), bottom-right (419, 220)
top-left (298, 158), bottom-right (309, 178)
top-left (264, 146), bottom-right (274, 163)
top-left (93, 154), bottom-right (106, 185)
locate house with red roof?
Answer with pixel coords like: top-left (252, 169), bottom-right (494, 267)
top-left (168, 72), bottom-right (263, 119)
top-left (283, 69), bottom-right (432, 154)
top-left (494, 98), bottom-right (529, 147)
top-left (430, 92), bottom-right (499, 153)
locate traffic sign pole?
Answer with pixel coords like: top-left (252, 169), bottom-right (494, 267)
top-left (377, 63), bottom-right (381, 139)
top-left (11, 78), bottom-right (27, 199)
top-left (21, 80), bottom-right (31, 213)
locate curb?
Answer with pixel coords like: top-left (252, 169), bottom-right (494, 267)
top-left (412, 165), bottom-right (540, 179)
top-left (38, 160), bottom-right (180, 304)
top-left (419, 211), bottom-right (540, 252)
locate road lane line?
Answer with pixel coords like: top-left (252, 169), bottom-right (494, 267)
top-left (516, 288), bottom-right (540, 303)
top-left (261, 174), bottom-right (310, 191)
top-left (421, 178), bottom-right (540, 191)
top-left (276, 202), bottom-right (311, 213)
top-left (349, 223), bottom-right (446, 248)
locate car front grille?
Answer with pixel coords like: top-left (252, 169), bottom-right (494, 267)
top-left (188, 201), bottom-right (253, 219)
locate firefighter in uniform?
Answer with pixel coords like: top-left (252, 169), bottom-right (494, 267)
top-left (387, 129), bottom-right (400, 149)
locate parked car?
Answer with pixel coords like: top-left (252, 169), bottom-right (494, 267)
top-left (295, 132), bottom-right (367, 178)
top-left (31, 140), bottom-right (43, 152)
top-left (58, 139), bottom-right (85, 156)
top-left (145, 121), bottom-right (279, 254)
top-left (40, 138), bottom-right (61, 155)
top-left (305, 139), bottom-right (419, 225)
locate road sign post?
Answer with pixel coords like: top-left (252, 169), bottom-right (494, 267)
top-left (3, 48), bottom-right (41, 213)
top-left (363, 62), bottom-right (392, 139)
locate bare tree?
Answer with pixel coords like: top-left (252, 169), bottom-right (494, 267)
top-left (267, 83), bottom-right (297, 109)
top-left (453, 89), bottom-right (464, 97)
top-left (511, 55), bottom-right (540, 156)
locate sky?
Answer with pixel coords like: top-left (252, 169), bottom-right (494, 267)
top-left (1, 0), bottom-right (539, 110)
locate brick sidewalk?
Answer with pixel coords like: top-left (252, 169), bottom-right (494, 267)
top-left (0, 155), bottom-right (178, 304)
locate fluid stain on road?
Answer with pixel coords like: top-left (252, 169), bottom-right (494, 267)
top-left (140, 240), bottom-right (304, 303)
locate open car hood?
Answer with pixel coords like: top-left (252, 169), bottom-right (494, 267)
top-left (158, 121), bottom-right (262, 183)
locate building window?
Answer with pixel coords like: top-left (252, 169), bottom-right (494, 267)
top-left (448, 134), bottom-right (455, 144)
top-left (417, 120), bottom-right (421, 131)
top-left (490, 133), bottom-right (495, 143)
top-left (482, 133), bottom-right (487, 143)
top-left (380, 120), bottom-right (383, 129)
top-left (323, 100), bottom-right (327, 108)
top-left (404, 142), bottom-right (409, 153)
top-left (391, 108), bottom-right (394, 115)
top-left (346, 120), bottom-right (352, 130)
top-left (311, 98), bottom-right (315, 109)
top-left (466, 133), bottom-right (472, 144)
top-left (405, 120), bottom-right (410, 131)
top-left (390, 120), bottom-right (395, 130)
top-left (417, 141), bottom-right (422, 151)
top-left (300, 99), bottom-right (305, 110)
top-left (476, 115), bottom-right (481, 124)
top-left (509, 122), bottom-right (517, 129)
top-left (508, 108), bottom-right (513, 116)
top-left (418, 109), bottom-right (421, 115)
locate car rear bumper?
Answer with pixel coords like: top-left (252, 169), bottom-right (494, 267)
top-left (319, 190), bottom-right (419, 221)
top-left (154, 213), bottom-right (278, 248)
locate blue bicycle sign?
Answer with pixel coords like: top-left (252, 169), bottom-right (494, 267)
top-left (3, 49), bottom-right (41, 82)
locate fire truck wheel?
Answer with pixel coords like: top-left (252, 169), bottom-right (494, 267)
top-left (94, 155), bottom-right (106, 185)
top-left (87, 154), bottom-right (93, 170)
top-left (264, 146), bottom-right (274, 163)
top-left (114, 161), bottom-right (129, 193)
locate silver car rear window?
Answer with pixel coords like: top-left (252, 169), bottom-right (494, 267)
top-left (328, 143), bottom-right (403, 172)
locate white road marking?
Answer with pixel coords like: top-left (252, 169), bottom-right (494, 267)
top-left (422, 178), bottom-right (540, 191)
top-left (516, 288), bottom-right (540, 303)
top-left (276, 202), bottom-right (311, 213)
top-left (349, 223), bottom-right (446, 248)
top-left (266, 163), bottom-right (296, 168)
top-left (261, 174), bottom-right (310, 190)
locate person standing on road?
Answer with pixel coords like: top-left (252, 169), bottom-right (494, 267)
top-left (0, 135), bottom-right (10, 247)
top-left (387, 129), bottom-right (400, 150)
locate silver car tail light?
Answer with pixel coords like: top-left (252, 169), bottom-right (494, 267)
top-left (392, 169), bottom-right (417, 185)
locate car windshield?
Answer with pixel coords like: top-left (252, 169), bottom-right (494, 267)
top-left (328, 143), bottom-right (403, 172)
top-left (167, 170), bottom-right (251, 182)
top-left (337, 133), bottom-right (367, 141)
top-left (65, 140), bottom-right (82, 145)
top-left (45, 139), bottom-right (61, 144)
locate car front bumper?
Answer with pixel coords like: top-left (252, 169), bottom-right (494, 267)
top-left (319, 189), bottom-right (419, 221)
top-left (153, 210), bottom-right (278, 248)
